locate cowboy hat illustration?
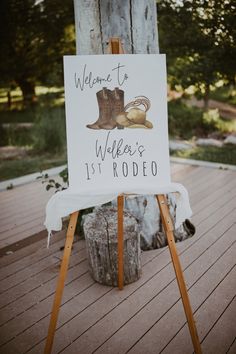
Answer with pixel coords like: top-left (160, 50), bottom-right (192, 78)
top-left (115, 96), bottom-right (153, 129)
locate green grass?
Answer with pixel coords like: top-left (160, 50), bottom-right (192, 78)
top-left (0, 86), bottom-right (68, 181)
top-left (0, 86), bottom-right (65, 124)
top-left (0, 107), bottom-right (39, 124)
top-left (0, 153), bottom-right (67, 181)
top-left (170, 145), bottom-right (236, 166)
top-left (0, 104), bottom-right (66, 156)
top-left (0, 124), bottom-right (34, 146)
top-left (32, 106), bottom-right (66, 153)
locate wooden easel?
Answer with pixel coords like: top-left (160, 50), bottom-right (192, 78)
top-left (44, 38), bottom-right (201, 354)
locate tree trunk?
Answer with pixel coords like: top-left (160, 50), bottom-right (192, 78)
top-left (73, 1), bottom-right (193, 250)
top-left (7, 90), bottom-right (11, 109)
top-left (83, 206), bottom-right (141, 286)
top-left (203, 83), bottom-right (210, 111)
top-left (18, 79), bottom-right (36, 104)
top-left (73, 0), bottom-right (159, 54)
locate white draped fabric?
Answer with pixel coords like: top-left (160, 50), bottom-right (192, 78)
top-left (45, 182), bottom-right (192, 247)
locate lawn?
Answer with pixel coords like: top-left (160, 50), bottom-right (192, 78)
top-left (0, 86), bottom-right (67, 181)
top-left (170, 145), bottom-right (236, 166)
top-left (0, 153), bottom-right (67, 182)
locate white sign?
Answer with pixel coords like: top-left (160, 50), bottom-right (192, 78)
top-left (63, 54), bottom-right (170, 195)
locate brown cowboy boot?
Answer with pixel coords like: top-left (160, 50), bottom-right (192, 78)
top-left (111, 87), bottom-right (124, 129)
top-left (86, 87), bottom-right (116, 130)
top-left (98, 88), bottom-right (117, 130)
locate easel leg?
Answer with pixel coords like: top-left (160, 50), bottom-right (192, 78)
top-left (156, 195), bottom-right (202, 354)
top-left (44, 211), bottom-right (79, 354)
top-left (117, 195), bottom-right (124, 290)
top-left (108, 38), bottom-right (125, 290)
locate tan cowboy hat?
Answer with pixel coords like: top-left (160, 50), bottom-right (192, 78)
top-left (115, 96), bottom-right (153, 129)
top-left (116, 108), bottom-right (153, 129)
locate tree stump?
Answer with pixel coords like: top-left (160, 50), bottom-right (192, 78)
top-left (83, 206), bottom-right (141, 286)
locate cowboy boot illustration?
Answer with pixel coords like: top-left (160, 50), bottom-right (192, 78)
top-left (112, 87), bottom-right (124, 129)
top-left (86, 87), bottom-right (116, 130)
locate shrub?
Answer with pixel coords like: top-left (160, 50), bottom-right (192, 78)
top-left (168, 99), bottom-right (204, 139)
top-left (0, 106), bottom-right (38, 124)
top-left (0, 124), bottom-right (34, 146)
top-left (210, 85), bottom-right (236, 106)
top-left (33, 107), bottom-right (66, 153)
top-left (0, 124), bottom-right (8, 146)
top-left (202, 109), bottom-right (220, 130)
top-left (168, 99), bottom-right (228, 139)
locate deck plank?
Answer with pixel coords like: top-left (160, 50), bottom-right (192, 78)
top-left (55, 224), bottom-right (236, 354)
top-left (0, 229), bottom-right (66, 268)
top-left (0, 163), bottom-right (235, 354)
top-left (201, 296), bottom-right (236, 354)
top-left (125, 226), bottom-right (236, 354)
top-left (0, 244), bottom-right (86, 309)
top-left (21, 208), bottom-right (236, 353)
top-left (0, 245), bottom-right (83, 294)
top-left (227, 338), bottom-right (236, 354)
top-left (192, 177), bottom-right (236, 215)
top-left (0, 180), bottom-right (54, 250)
top-left (0, 231), bottom-right (66, 281)
top-left (153, 262), bottom-right (236, 354)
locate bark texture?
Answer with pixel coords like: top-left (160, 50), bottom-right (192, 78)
top-left (74, 0), bottom-right (103, 54)
top-left (114, 195), bottom-right (195, 250)
top-left (73, 0), bottom-right (159, 54)
top-left (73, 1), bottom-right (193, 249)
top-left (83, 206), bottom-right (141, 286)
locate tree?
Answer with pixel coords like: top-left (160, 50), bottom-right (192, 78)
top-left (157, 0), bottom-right (236, 108)
top-left (0, 0), bottom-right (75, 103)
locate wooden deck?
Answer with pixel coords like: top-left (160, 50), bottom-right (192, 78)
top-left (0, 178), bottom-right (55, 253)
top-left (0, 162), bottom-right (235, 354)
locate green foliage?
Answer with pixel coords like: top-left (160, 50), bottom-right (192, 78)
top-left (157, 0), bottom-right (236, 102)
top-left (0, 124), bottom-right (8, 146)
top-left (59, 167), bottom-right (68, 184)
top-left (0, 0), bottom-right (75, 101)
top-left (0, 86), bottom-right (66, 148)
top-left (168, 99), bottom-right (206, 138)
top-left (171, 145), bottom-right (236, 166)
top-left (0, 86), bottom-right (68, 180)
top-left (202, 109), bottom-right (220, 130)
top-left (210, 85), bottom-right (236, 106)
top-left (0, 107), bottom-right (38, 124)
top-left (168, 99), bottom-right (235, 139)
top-left (33, 106), bottom-right (66, 153)
top-left (0, 124), bottom-right (33, 147)
top-left (37, 167), bottom-right (68, 192)
top-left (0, 86), bottom-right (65, 130)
